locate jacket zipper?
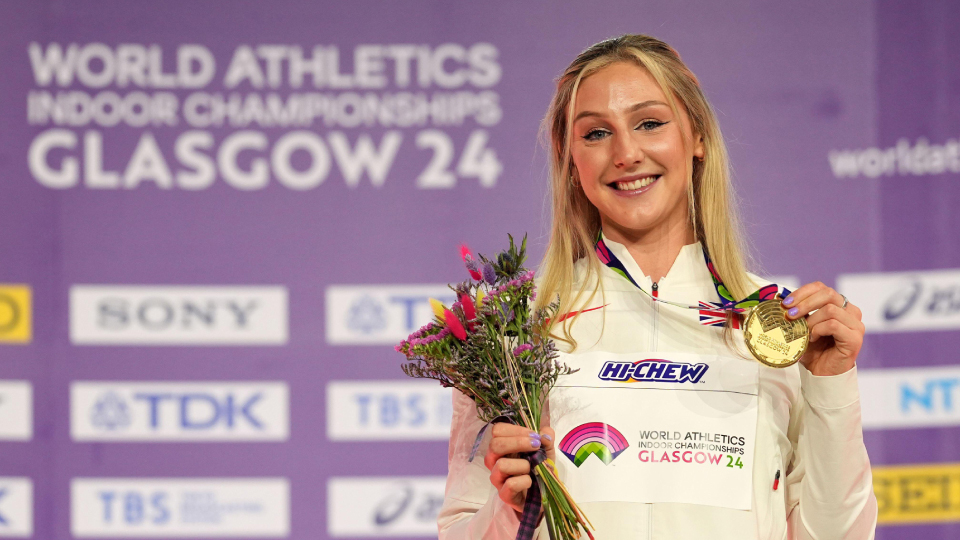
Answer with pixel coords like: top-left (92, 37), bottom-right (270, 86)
top-left (649, 281), bottom-right (659, 538)
top-left (651, 281), bottom-right (660, 352)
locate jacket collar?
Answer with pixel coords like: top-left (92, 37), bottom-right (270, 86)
top-left (600, 232), bottom-right (712, 289)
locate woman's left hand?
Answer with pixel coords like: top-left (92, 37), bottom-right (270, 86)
top-left (782, 282), bottom-right (865, 376)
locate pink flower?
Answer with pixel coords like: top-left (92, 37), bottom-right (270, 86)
top-left (460, 245), bottom-right (482, 281)
top-left (444, 309), bottom-right (467, 340)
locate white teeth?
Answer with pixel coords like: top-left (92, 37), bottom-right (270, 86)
top-left (615, 176), bottom-right (658, 190)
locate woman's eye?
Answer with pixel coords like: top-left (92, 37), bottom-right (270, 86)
top-left (637, 120), bottom-right (667, 131)
top-left (583, 129), bottom-right (609, 141)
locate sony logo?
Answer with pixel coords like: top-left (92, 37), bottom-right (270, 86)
top-left (70, 285), bottom-right (287, 345)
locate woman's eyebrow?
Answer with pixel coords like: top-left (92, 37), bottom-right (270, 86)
top-left (573, 100), bottom-right (669, 123)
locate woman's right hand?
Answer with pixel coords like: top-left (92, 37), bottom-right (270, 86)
top-left (484, 423), bottom-right (556, 514)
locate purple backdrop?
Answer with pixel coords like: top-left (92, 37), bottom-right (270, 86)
top-left (0, 0), bottom-right (957, 538)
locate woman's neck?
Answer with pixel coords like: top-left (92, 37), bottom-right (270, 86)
top-left (601, 216), bottom-right (696, 284)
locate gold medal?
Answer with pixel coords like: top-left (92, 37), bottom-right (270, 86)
top-left (743, 299), bottom-right (808, 368)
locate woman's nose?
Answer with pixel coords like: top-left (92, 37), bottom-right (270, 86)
top-left (613, 133), bottom-right (645, 168)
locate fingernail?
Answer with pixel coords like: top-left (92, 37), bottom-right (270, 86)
top-left (529, 432), bottom-right (541, 440)
top-left (788, 308), bottom-right (799, 318)
top-left (541, 434), bottom-right (552, 442)
top-left (530, 438), bottom-right (541, 449)
top-left (783, 296), bottom-right (794, 306)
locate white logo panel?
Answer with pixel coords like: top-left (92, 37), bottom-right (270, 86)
top-left (325, 285), bottom-right (456, 345)
top-left (0, 477), bottom-right (32, 537)
top-left (70, 286), bottom-right (288, 345)
top-left (0, 382), bottom-right (32, 441)
top-left (327, 381), bottom-right (451, 441)
top-left (71, 478), bottom-right (289, 537)
top-left (837, 270), bottom-right (960, 333)
top-left (71, 382), bottom-right (289, 441)
top-left (859, 366), bottom-right (960, 430)
top-left (327, 476), bottom-right (445, 537)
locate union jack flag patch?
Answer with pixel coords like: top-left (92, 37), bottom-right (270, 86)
top-left (699, 301), bottom-right (740, 329)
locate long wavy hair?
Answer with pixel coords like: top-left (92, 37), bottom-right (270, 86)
top-left (535, 34), bottom-right (754, 348)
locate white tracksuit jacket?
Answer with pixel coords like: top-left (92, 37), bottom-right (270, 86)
top-left (438, 238), bottom-right (878, 539)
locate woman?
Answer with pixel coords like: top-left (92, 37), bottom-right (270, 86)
top-left (438, 35), bottom-right (877, 539)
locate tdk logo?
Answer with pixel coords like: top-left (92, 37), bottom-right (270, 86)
top-left (0, 477), bottom-right (33, 536)
top-left (326, 285), bottom-right (456, 345)
top-left (70, 286), bottom-right (288, 345)
top-left (71, 382), bottom-right (289, 441)
top-left (599, 360), bottom-right (709, 384)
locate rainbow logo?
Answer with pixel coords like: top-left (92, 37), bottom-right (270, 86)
top-left (558, 422), bottom-right (629, 467)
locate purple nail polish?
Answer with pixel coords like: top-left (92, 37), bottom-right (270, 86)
top-left (529, 432), bottom-right (541, 440)
top-left (530, 438), bottom-right (541, 449)
top-left (788, 307), bottom-right (799, 318)
top-left (783, 296), bottom-right (794, 306)
top-left (541, 434), bottom-right (553, 442)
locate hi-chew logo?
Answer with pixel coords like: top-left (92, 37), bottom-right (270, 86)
top-left (599, 359), bottom-right (708, 384)
top-left (559, 423), bottom-right (629, 467)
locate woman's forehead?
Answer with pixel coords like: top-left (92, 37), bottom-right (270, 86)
top-left (574, 61), bottom-right (667, 114)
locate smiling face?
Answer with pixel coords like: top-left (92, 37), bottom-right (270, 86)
top-left (569, 61), bottom-right (704, 243)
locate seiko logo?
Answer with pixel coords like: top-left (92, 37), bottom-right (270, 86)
top-left (599, 360), bottom-right (709, 384)
top-left (71, 382), bottom-right (288, 441)
top-left (70, 286), bottom-right (287, 345)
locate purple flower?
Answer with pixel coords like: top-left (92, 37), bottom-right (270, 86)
top-left (513, 344), bottom-right (532, 356)
top-left (482, 263), bottom-right (497, 286)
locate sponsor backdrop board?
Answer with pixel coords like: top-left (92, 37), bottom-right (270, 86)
top-left (0, 0), bottom-right (957, 539)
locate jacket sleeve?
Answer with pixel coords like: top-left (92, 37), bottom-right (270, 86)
top-left (437, 389), bottom-right (547, 539)
top-left (784, 365), bottom-right (878, 539)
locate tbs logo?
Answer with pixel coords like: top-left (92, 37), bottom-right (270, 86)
top-left (599, 359), bottom-right (708, 384)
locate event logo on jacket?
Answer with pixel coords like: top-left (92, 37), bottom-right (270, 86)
top-left (551, 351), bottom-right (758, 510)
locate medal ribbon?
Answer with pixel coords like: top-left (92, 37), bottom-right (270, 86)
top-left (594, 232), bottom-right (792, 314)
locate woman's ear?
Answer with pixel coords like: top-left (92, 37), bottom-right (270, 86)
top-left (693, 133), bottom-right (705, 161)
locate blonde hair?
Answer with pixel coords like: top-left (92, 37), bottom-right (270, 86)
top-left (536, 34), bottom-right (754, 347)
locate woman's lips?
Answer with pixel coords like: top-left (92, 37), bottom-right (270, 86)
top-left (608, 175), bottom-right (661, 196)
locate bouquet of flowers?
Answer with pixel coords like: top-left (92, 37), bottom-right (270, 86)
top-left (396, 235), bottom-right (593, 540)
